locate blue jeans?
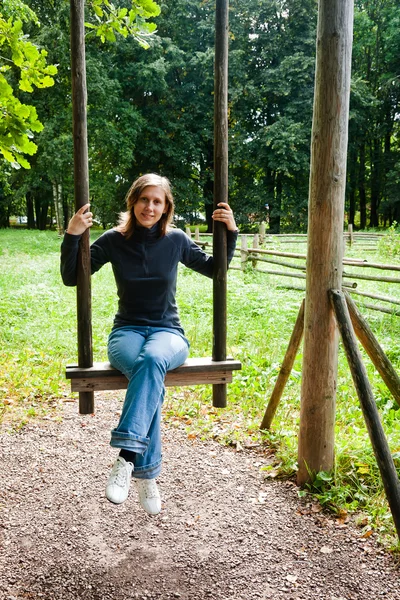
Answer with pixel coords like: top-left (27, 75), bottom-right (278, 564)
top-left (107, 326), bottom-right (189, 479)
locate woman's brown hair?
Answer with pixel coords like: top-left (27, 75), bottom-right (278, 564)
top-left (116, 173), bottom-right (174, 238)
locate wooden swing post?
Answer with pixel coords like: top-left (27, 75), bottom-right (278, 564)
top-left (213, 0), bottom-right (229, 408)
top-left (70, 0), bottom-right (94, 415)
top-left (297, 0), bottom-right (354, 485)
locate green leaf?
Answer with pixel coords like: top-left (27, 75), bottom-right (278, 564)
top-left (93, 5), bottom-right (104, 17)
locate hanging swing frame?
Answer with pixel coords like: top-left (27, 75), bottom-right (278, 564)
top-left (67, 0), bottom-right (241, 414)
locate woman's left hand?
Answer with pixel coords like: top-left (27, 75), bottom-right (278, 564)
top-left (212, 202), bottom-right (238, 232)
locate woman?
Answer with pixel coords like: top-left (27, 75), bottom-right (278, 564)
top-left (61, 173), bottom-right (238, 515)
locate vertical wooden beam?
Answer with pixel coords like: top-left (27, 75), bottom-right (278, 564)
top-left (297, 0), bottom-right (354, 485)
top-left (259, 222), bottom-right (266, 244)
top-left (70, 0), bottom-right (94, 414)
top-left (240, 235), bottom-right (248, 270)
top-left (348, 223), bottom-right (354, 247)
top-left (252, 234), bottom-right (259, 269)
top-left (212, 0), bottom-right (229, 408)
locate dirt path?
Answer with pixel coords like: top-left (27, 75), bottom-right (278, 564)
top-left (1, 396), bottom-right (399, 600)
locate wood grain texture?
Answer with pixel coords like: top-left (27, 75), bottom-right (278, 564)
top-left (66, 358), bottom-right (242, 392)
top-left (260, 300), bottom-right (305, 430)
top-left (70, 0), bottom-right (93, 414)
top-left (298, 0), bottom-right (354, 485)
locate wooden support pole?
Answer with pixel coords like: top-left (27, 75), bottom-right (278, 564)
top-left (240, 235), bottom-right (248, 270)
top-left (330, 289), bottom-right (400, 539)
top-left (348, 223), bottom-right (353, 246)
top-left (344, 291), bottom-right (400, 406)
top-left (298, 0), bottom-right (354, 485)
top-left (252, 234), bottom-right (259, 269)
top-left (70, 0), bottom-right (94, 414)
top-left (195, 226), bottom-right (200, 242)
top-left (259, 222), bottom-right (266, 244)
top-left (260, 300), bottom-right (305, 430)
top-left (212, 0), bottom-right (229, 408)
top-left (185, 225), bottom-right (192, 238)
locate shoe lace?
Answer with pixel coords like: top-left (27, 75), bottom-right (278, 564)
top-left (112, 461), bottom-right (128, 487)
top-left (138, 480), bottom-right (158, 499)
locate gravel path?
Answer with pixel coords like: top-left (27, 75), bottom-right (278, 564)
top-left (1, 396), bottom-right (399, 600)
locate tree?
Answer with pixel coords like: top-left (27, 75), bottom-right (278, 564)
top-left (0, 1), bottom-right (57, 168)
top-left (0, 0), bottom-right (162, 229)
top-left (348, 0), bottom-right (400, 228)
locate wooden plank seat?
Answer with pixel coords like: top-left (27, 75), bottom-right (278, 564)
top-left (66, 357), bottom-right (242, 392)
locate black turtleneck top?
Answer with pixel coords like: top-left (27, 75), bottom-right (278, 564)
top-left (60, 225), bottom-right (238, 335)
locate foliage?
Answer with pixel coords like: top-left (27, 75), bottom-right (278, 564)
top-left (0, 0), bottom-right (160, 177)
top-left (0, 3), bottom-right (57, 168)
top-left (378, 222), bottom-right (400, 258)
top-left (3, 0), bottom-right (400, 233)
top-left (86, 0), bottom-right (160, 47)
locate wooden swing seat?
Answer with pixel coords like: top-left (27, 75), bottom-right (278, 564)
top-left (66, 357), bottom-right (242, 392)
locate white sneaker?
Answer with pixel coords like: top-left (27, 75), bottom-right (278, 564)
top-left (105, 457), bottom-right (133, 504)
top-left (135, 479), bottom-right (161, 515)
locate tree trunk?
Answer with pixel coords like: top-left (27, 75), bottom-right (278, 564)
top-left (269, 172), bottom-right (282, 234)
top-left (26, 192), bottom-right (35, 229)
top-left (0, 183), bottom-right (10, 227)
top-left (359, 143), bottom-right (367, 229)
top-left (34, 197), bottom-right (49, 230)
top-left (264, 169), bottom-right (275, 231)
top-left (369, 138), bottom-right (380, 227)
top-left (202, 146), bottom-right (214, 233)
top-left (62, 187), bottom-right (70, 231)
top-left (53, 182), bottom-right (64, 235)
top-left (297, 0), bottom-right (353, 486)
top-left (347, 145), bottom-right (357, 226)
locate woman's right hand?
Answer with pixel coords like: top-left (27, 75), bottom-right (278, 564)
top-left (66, 203), bottom-right (93, 235)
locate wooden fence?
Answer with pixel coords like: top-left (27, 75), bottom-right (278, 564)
top-left (185, 224), bottom-right (400, 316)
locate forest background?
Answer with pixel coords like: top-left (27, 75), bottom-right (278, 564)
top-left (0, 0), bottom-right (399, 233)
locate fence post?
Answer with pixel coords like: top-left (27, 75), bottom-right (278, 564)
top-left (252, 234), bottom-right (259, 269)
top-left (348, 223), bottom-right (353, 247)
top-left (259, 222), bottom-right (266, 244)
top-left (241, 235), bottom-right (248, 270)
top-left (195, 226), bottom-right (200, 242)
top-left (185, 225), bottom-right (192, 238)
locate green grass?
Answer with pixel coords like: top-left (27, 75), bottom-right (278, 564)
top-left (1, 228), bottom-right (400, 548)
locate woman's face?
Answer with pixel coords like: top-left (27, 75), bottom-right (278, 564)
top-left (133, 185), bottom-right (167, 229)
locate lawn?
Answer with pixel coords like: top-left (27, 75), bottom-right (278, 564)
top-left (1, 227), bottom-right (400, 547)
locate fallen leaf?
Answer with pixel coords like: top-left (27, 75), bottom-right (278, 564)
top-left (362, 530), bottom-right (373, 538)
